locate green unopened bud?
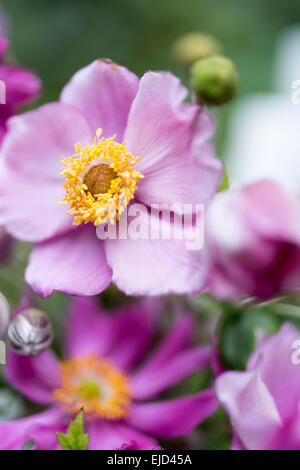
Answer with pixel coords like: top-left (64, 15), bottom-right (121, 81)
top-left (191, 55), bottom-right (238, 106)
top-left (171, 32), bottom-right (222, 67)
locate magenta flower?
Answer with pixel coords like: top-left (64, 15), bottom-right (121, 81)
top-left (0, 59), bottom-right (222, 297)
top-left (0, 298), bottom-right (217, 450)
top-left (0, 36), bottom-right (41, 263)
top-left (0, 37), bottom-right (41, 143)
top-left (216, 323), bottom-right (300, 450)
top-left (206, 180), bottom-right (300, 299)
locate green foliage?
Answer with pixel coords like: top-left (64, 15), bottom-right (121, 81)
top-left (56, 410), bottom-right (89, 451)
top-left (219, 307), bottom-right (280, 370)
top-left (218, 165), bottom-right (229, 192)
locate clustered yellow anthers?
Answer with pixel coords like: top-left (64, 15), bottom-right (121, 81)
top-left (52, 356), bottom-right (132, 420)
top-left (60, 129), bottom-right (144, 226)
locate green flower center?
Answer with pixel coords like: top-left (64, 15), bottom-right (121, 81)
top-left (77, 380), bottom-right (100, 400)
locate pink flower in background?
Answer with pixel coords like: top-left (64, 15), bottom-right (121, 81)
top-left (0, 37), bottom-right (41, 143)
top-left (206, 180), bottom-right (300, 299)
top-left (0, 298), bottom-right (217, 450)
top-left (0, 27), bottom-right (41, 263)
top-left (216, 323), bottom-right (300, 450)
top-left (0, 59), bottom-right (222, 297)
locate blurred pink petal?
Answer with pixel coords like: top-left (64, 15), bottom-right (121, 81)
top-left (206, 180), bottom-right (300, 299)
top-left (0, 407), bottom-right (65, 450)
top-left (127, 389), bottom-right (218, 439)
top-left (87, 421), bottom-right (158, 450)
top-left (216, 323), bottom-right (300, 449)
top-left (131, 346), bottom-right (211, 400)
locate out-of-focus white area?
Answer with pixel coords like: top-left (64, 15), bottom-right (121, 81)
top-left (226, 26), bottom-right (300, 193)
top-left (273, 27), bottom-right (300, 93)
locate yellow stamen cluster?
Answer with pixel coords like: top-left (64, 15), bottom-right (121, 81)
top-left (60, 129), bottom-right (144, 226)
top-left (52, 356), bottom-right (132, 420)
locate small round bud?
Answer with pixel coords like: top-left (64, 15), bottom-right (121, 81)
top-left (0, 292), bottom-right (10, 339)
top-left (8, 308), bottom-right (53, 356)
top-left (171, 32), bottom-right (222, 67)
top-left (191, 55), bottom-right (239, 106)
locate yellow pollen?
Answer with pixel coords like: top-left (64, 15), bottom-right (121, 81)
top-left (52, 356), bottom-right (132, 420)
top-left (60, 129), bottom-right (144, 226)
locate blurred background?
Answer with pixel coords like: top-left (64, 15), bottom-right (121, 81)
top-left (2, 0), bottom-right (300, 154)
top-left (0, 0), bottom-right (300, 450)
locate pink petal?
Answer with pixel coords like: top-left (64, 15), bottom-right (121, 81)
top-left (105, 209), bottom-right (207, 296)
top-left (127, 389), bottom-right (217, 439)
top-left (247, 323), bottom-right (300, 422)
top-left (104, 300), bottom-right (158, 371)
top-left (216, 370), bottom-right (282, 450)
top-left (25, 225), bottom-right (112, 297)
top-left (240, 180), bottom-right (300, 242)
top-left (135, 315), bottom-right (196, 370)
top-left (65, 297), bottom-right (113, 359)
top-left (131, 346), bottom-right (211, 400)
top-left (87, 420), bottom-right (158, 450)
top-left (206, 181), bottom-right (300, 299)
top-left (0, 103), bottom-right (92, 242)
top-left (0, 407), bottom-right (65, 450)
top-left (60, 59), bottom-right (139, 139)
top-left (5, 350), bottom-right (60, 405)
top-left (0, 64), bottom-right (41, 107)
top-left (231, 433), bottom-right (246, 450)
top-left (270, 419), bottom-right (300, 450)
top-left (125, 71), bottom-right (222, 208)
top-left (66, 297), bottom-right (157, 370)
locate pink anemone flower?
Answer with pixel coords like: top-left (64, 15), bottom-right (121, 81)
top-left (0, 59), bottom-right (222, 297)
top-left (216, 323), bottom-right (300, 450)
top-left (0, 298), bottom-right (217, 450)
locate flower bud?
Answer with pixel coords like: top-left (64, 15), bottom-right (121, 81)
top-left (8, 308), bottom-right (53, 356)
top-left (171, 32), bottom-right (222, 67)
top-left (191, 55), bottom-right (239, 106)
top-left (0, 292), bottom-right (10, 339)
